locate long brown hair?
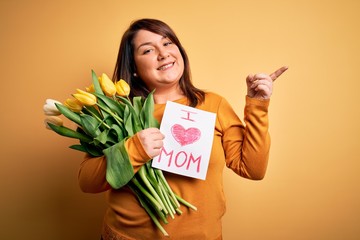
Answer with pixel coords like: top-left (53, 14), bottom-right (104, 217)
top-left (112, 18), bottom-right (205, 107)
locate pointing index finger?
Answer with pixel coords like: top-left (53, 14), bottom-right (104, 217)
top-left (270, 66), bottom-right (289, 81)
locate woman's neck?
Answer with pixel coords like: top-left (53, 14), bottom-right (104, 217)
top-left (153, 86), bottom-right (185, 104)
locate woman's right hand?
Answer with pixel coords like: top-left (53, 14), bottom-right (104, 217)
top-left (137, 128), bottom-right (165, 158)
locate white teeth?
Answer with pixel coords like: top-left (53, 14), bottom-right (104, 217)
top-left (158, 63), bottom-right (173, 70)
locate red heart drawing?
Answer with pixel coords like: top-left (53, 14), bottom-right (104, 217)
top-left (171, 124), bottom-right (201, 146)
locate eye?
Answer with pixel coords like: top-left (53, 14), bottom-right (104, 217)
top-left (143, 48), bottom-right (153, 55)
top-left (164, 41), bottom-right (173, 47)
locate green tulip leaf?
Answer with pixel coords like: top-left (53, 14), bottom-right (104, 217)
top-left (48, 123), bottom-right (92, 143)
top-left (94, 129), bottom-right (109, 145)
top-left (69, 144), bottom-right (87, 152)
top-left (123, 105), bottom-right (134, 136)
top-left (79, 141), bottom-right (103, 157)
top-left (94, 93), bottom-right (125, 118)
top-left (106, 133), bottom-right (118, 145)
top-left (92, 70), bottom-right (104, 95)
top-left (141, 90), bottom-right (159, 128)
top-left (83, 105), bottom-right (102, 120)
top-left (133, 96), bottom-right (143, 116)
top-left (80, 114), bottom-right (101, 137)
top-left (110, 124), bottom-right (125, 142)
top-left (116, 95), bottom-right (142, 133)
top-left (131, 113), bottom-right (142, 134)
top-left (116, 95), bottom-right (133, 109)
top-left (103, 139), bottom-right (134, 189)
top-left (55, 103), bottom-right (82, 126)
top-left (96, 97), bottom-right (121, 126)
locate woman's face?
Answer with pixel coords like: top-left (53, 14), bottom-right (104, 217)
top-left (132, 30), bottom-right (184, 91)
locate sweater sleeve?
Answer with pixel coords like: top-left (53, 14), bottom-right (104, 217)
top-left (220, 96), bottom-right (270, 180)
top-left (78, 132), bottom-right (151, 193)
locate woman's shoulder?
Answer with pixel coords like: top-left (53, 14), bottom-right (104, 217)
top-left (198, 91), bottom-right (228, 111)
top-left (204, 91), bottom-right (225, 101)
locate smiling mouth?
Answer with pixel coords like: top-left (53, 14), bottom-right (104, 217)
top-left (157, 62), bottom-right (174, 71)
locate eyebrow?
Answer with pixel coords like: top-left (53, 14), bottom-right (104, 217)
top-left (136, 36), bottom-right (168, 51)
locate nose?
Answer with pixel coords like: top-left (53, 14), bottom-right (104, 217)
top-left (157, 49), bottom-right (169, 61)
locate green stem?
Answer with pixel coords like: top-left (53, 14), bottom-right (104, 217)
top-left (82, 109), bottom-right (111, 129)
top-left (138, 166), bottom-right (167, 214)
top-left (155, 169), bottom-right (180, 208)
top-left (131, 178), bottom-right (162, 212)
top-left (175, 208), bottom-right (183, 215)
top-left (159, 182), bottom-right (175, 218)
top-left (96, 103), bottom-right (123, 124)
top-left (129, 184), bottom-right (169, 236)
top-left (175, 194), bottom-right (197, 211)
top-left (146, 162), bottom-right (157, 183)
top-left (143, 165), bottom-right (173, 218)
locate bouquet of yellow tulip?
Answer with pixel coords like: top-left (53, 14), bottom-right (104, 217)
top-left (43, 70), bottom-right (196, 236)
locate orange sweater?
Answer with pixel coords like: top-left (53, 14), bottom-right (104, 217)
top-left (78, 92), bottom-right (270, 240)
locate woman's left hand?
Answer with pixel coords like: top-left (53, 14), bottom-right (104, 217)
top-left (246, 66), bottom-right (288, 100)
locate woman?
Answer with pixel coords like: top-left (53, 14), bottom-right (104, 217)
top-left (78, 18), bottom-right (287, 240)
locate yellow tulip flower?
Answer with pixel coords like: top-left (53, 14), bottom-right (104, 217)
top-left (99, 73), bottom-right (116, 96)
top-left (73, 89), bottom-right (97, 106)
top-left (86, 84), bottom-right (95, 93)
top-left (44, 116), bottom-right (63, 130)
top-left (115, 79), bottom-right (130, 97)
top-left (64, 98), bottom-right (83, 112)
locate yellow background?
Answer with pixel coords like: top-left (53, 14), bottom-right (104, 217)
top-left (1, 0), bottom-right (359, 239)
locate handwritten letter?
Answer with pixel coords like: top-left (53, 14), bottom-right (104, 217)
top-left (152, 101), bottom-right (216, 180)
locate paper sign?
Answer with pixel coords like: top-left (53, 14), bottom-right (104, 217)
top-left (152, 101), bottom-right (216, 180)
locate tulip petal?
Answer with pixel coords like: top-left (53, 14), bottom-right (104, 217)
top-left (43, 105), bottom-right (61, 116)
top-left (64, 98), bottom-right (83, 113)
top-left (86, 84), bottom-right (95, 93)
top-left (100, 73), bottom-right (116, 96)
top-left (43, 99), bottom-right (62, 116)
top-left (73, 91), bottom-right (97, 106)
top-left (115, 79), bottom-right (130, 97)
top-left (44, 116), bottom-right (63, 129)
